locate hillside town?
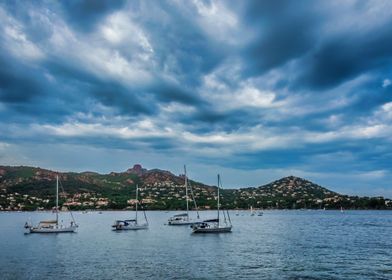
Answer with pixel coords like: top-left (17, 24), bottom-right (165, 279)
top-left (0, 165), bottom-right (391, 211)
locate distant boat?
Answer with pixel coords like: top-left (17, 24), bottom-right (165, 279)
top-left (340, 206), bottom-right (344, 213)
top-left (235, 210), bottom-right (239, 216)
top-left (168, 165), bottom-right (201, 225)
top-left (24, 175), bottom-right (78, 233)
top-left (250, 206), bottom-right (255, 216)
top-left (257, 210), bottom-right (263, 216)
top-left (191, 174), bottom-right (232, 233)
top-left (112, 184), bottom-right (148, 230)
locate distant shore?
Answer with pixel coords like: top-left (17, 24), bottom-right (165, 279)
top-left (2, 208), bottom-right (391, 212)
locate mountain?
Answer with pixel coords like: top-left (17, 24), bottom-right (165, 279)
top-left (0, 164), bottom-right (215, 211)
top-left (0, 165), bottom-right (390, 211)
top-left (231, 176), bottom-right (342, 209)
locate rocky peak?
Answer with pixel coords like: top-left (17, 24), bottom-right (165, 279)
top-left (141, 169), bottom-right (183, 186)
top-left (126, 164), bottom-right (147, 175)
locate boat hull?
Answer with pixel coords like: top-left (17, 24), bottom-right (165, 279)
top-left (168, 219), bottom-right (202, 226)
top-left (192, 226), bottom-right (232, 233)
top-left (113, 224), bottom-right (148, 231)
top-left (29, 226), bottom-right (77, 233)
top-left (168, 221), bottom-right (194, 225)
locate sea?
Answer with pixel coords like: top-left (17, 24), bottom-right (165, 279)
top-left (0, 210), bottom-right (391, 280)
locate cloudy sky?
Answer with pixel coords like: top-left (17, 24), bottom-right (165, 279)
top-left (1, 0), bottom-right (392, 196)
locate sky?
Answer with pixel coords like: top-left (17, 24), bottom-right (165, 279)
top-left (0, 0), bottom-right (392, 196)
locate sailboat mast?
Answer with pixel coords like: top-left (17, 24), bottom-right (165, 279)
top-left (217, 174), bottom-right (220, 226)
top-left (56, 175), bottom-right (59, 225)
top-left (135, 184), bottom-right (138, 223)
top-left (184, 165), bottom-right (189, 221)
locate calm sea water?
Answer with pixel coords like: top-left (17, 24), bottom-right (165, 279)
top-left (0, 210), bottom-right (391, 280)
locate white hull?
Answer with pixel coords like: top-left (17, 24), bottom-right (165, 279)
top-left (29, 225), bottom-right (77, 233)
top-left (192, 226), bottom-right (232, 233)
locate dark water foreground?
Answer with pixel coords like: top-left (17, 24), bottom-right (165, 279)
top-left (0, 210), bottom-right (391, 280)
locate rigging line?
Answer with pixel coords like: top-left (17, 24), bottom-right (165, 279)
top-left (188, 182), bottom-right (200, 219)
top-left (227, 210), bottom-right (232, 225)
top-left (58, 176), bottom-right (77, 225)
top-left (138, 193), bottom-right (149, 225)
top-left (139, 203), bottom-right (149, 225)
top-left (143, 209), bottom-right (149, 225)
top-left (219, 175), bottom-right (223, 223)
top-left (219, 175), bottom-right (228, 224)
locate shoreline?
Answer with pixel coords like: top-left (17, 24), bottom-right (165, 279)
top-left (2, 208), bottom-right (392, 212)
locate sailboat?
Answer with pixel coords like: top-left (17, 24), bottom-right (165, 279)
top-left (168, 165), bottom-right (201, 225)
top-left (112, 184), bottom-right (148, 230)
top-left (24, 175), bottom-right (77, 233)
top-left (191, 174), bottom-right (232, 233)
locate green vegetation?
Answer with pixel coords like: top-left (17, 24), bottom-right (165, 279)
top-left (0, 166), bottom-right (391, 211)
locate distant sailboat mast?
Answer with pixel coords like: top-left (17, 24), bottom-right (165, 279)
top-left (185, 165), bottom-right (189, 221)
top-left (135, 184), bottom-right (139, 223)
top-left (56, 175), bottom-right (59, 225)
top-left (217, 174), bottom-right (220, 227)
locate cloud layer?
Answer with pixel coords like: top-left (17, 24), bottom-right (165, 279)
top-left (1, 0), bottom-right (392, 195)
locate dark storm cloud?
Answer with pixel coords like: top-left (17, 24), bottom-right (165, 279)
top-left (1, 0), bottom-right (392, 194)
top-left (0, 0), bottom-right (218, 125)
top-left (346, 80), bottom-right (392, 114)
top-left (0, 56), bottom-right (91, 123)
top-left (91, 82), bottom-right (153, 116)
top-left (237, 1), bottom-right (392, 93)
top-left (177, 104), bottom-right (263, 134)
top-left (44, 59), bottom-right (145, 114)
top-left (239, 0), bottom-right (323, 77)
top-left (219, 138), bottom-right (392, 174)
top-left (60, 0), bottom-right (127, 32)
top-left (45, 58), bottom-right (204, 116)
top-left (146, 79), bottom-right (205, 106)
top-left (135, 0), bottom-right (227, 87)
top-left (0, 55), bottom-right (44, 104)
top-left (296, 22), bottom-right (392, 90)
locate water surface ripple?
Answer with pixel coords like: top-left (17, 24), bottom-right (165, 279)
top-left (0, 210), bottom-right (391, 279)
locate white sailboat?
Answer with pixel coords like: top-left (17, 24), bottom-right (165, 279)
top-left (192, 174), bottom-right (232, 233)
top-left (112, 184), bottom-right (148, 230)
top-left (168, 165), bottom-right (201, 225)
top-left (24, 175), bottom-right (77, 233)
